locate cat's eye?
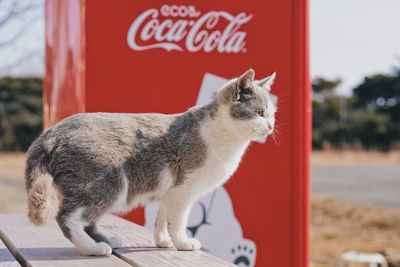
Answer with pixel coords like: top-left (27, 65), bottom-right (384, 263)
top-left (257, 110), bottom-right (264, 117)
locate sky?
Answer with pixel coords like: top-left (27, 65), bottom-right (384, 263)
top-left (0, 0), bottom-right (44, 77)
top-left (0, 0), bottom-right (399, 96)
top-left (310, 0), bottom-right (400, 95)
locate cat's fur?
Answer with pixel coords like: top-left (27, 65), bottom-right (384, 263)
top-left (25, 69), bottom-right (276, 256)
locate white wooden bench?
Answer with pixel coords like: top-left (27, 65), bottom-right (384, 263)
top-left (0, 214), bottom-right (234, 267)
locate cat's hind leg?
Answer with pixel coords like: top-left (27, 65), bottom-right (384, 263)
top-left (84, 223), bottom-right (122, 249)
top-left (56, 207), bottom-right (112, 256)
top-left (55, 167), bottom-right (125, 255)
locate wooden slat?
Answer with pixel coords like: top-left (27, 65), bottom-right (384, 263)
top-left (0, 214), bottom-right (234, 267)
top-left (0, 214), bottom-right (131, 267)
top-left (100, 215), bottom-right (236, 267)
top-left (0, 238), bottom-right (20, 267)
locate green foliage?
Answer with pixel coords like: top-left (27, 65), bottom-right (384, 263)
top-left (0, 77), bottom-right (42, 151)
top-left (312, 77), bottom-right (342, 94)
top-left (312, 72), bottom-right (400, 151)
top-left (312, 94), bottom-right (353, 149)
top-left (352, 72), bottom-right (400, 150)
top-left (351, 110), bottom-right (391, 151)
top-left (353, 73), bottom-right (400, 123)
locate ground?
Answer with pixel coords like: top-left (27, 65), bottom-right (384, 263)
top-left (312, 150), bottom-right (400, 165)
top-left (0, 151), bottom-right (399, 266)
top-left (311, 197), bottom-right (400, 266)
top-left (313, 165), bottom-right (400, 207)
top-left (311, 150), bottom-right (400, 266)
top-left (0, 153), bottom-right (27, 213)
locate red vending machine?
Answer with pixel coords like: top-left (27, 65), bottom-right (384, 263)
top-left (45, 1), bottom-right (310, 266)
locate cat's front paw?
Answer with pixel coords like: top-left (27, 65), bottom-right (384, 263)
top-left (173, 238), bottom-right (201, 251)
top-left (154, 232), bottom-right (174, 248)
top-left (155, 237), bottom-right (174, 248)
top-left (87, 242), bottom-right (112, 256)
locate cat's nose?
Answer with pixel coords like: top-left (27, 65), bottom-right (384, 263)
top-left (267, 123), bottom-right (273, 132)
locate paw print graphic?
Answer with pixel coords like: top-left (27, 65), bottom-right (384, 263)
top-left (231, 244), bottom-right (255, 266)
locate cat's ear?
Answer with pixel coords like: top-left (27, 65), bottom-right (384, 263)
top-left (220, 69), bottom-right (255, 103)
top-left (255, 72), bottom-right (276, 91)
top-left (237, 68), bottom-right (255, 89)
top-left (233, 69), bottom-right (255, 101)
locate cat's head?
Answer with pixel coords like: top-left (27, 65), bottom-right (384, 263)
top-left (217, 69), bottom-right (277, 139)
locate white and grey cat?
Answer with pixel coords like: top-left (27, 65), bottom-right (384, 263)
top-left (25, 69), bottom-right (277, 256)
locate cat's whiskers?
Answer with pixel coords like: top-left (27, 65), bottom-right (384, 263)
top-left (270, 127), bottom-right (283, 146)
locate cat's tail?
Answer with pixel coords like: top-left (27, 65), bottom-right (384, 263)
top-left (25, 138), bottom-right (59, 225)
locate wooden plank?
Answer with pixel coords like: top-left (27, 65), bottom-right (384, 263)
top-left (0, 238), bottom-right (20, 267)
top-left (0, 214), bottom-right (131, 267)
top-left (99, 215), bottom-right (236, 267)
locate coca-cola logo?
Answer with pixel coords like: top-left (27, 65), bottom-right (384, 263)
top-left (127, 5), bottom-right (253, 53)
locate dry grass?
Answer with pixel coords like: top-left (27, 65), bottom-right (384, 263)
top-left (312, 149), bottom-right (400, 166)
top-left (0, 153), bottom-right (27, 213)
top-left (311, 197), bottom-right (400, 266)
top-left (311, 150), bottom-right (400, 266)
top-left (0, 152), bottom-right (26, 179)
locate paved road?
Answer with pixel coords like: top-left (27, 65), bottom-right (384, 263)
top-left (312, 165), bottom-right (400, 208)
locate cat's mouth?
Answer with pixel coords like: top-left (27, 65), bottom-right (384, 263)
top-left (254, 127), bottom-right (273, 137)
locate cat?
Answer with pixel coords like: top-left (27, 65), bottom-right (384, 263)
top-left (25, 69), bottom-right (277, 256)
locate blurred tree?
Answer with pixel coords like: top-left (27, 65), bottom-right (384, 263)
top-left (351, 110), bottom-right (392, 150)
top-left (312, 70), bottom-right (400, 151)
top-left (312, 77), bottom-right (348, 149)
top-left (312, 77), bottom-right (342, 100)
top-left (353, 74), bottom-right (400, 120)
top-left (0, 76), bottom-right (42, 151)
top-left (352, 72), bottom-right (400, 150)
top-left (0, 1), bottom-right (43, 151)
